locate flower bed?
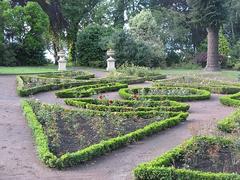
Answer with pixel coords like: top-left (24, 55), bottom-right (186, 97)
top-left (134, 136), bottom-right (240, 180)
top-left (55, 83), bottom-right (128, 98)
top-left (220, 93), bottom-right (240, 107)
top-left (119, 87), bottom-right (211, 102)
top-left (64, 98), bottom-right (190, 112)
top-left (21, 100), bottom-right (188, 169)
top-left (155, 76), bottom-right (240, 94)
top-left (17, 75), bottom-right (145, 97)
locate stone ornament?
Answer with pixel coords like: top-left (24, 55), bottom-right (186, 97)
top-left (58, 50), bottom-right (67, 71)
top-left (106, 49), bottom-right (116, 71)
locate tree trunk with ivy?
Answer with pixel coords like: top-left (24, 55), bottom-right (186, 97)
top-left (205, 26), bottom-right (220, 71)
top-left (67, 25), bottom-right (78, 65)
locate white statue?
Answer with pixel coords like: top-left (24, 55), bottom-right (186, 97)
top-left (57, 50), bottom-right (67, 71)
top-left (106, 49), bottom-right (116, 71)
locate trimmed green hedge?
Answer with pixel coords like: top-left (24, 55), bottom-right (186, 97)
top-left (21, 100), bottom-right (188, 169)
top-left (64, 98), bottom-right (190, 112)
top-left (55, 83), bottom-right (128, 98)
top-left (17, 75), bottom-right (145, 97)
top-left (144, 74), bottom-right (166, 81)
top-left (119, 87), bottom-right (211, 102)
top-left (218, 109), bottom-right (240, 133)
top-left (134, 136), bottom-right (240, 180)
top-left (220, 93), bottom-right (240, 107)
top-left (155, 76), bottom-right (240, 94)
top-left (37, 71), bottom-right (95, 80)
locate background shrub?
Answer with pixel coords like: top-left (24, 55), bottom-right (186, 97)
top-left (76, 24), bottom-right (113, 68)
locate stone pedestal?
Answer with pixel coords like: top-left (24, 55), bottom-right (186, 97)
top-left (58, 50), bottom-right (67, 71)
top-left (106, 49), bottom-right (116, 71)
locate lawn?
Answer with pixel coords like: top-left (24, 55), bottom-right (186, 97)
top-left (1, 66), bottom-right (239, 82)
top-left (160, 69), bottom-right (240, 81)
top-left (0, 66), bottom-right (58, 75)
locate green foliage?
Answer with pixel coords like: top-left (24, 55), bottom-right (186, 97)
top-left (188, 0), bottom-right (227, 29)
top-left (134, 136), bottom-right (240, 180)
top-left (22, 99), bottom-right (188, 168)
top-left (76, 24), bottom-right (113, 67)
top-left (220, 92), bottom-right (240, 107)
top-left (155, 76), bottom-right (240, 94)
top-left (117, 63), bottom-right (166, 80)
top-left (55, 83), bottom-right (128, 98)
top-left (152, 7), bottom-right (191, 53)
top-left (16, 74), bottom-right (145, 97)
top-left (219, 30), bottom-right (230, 57)
top-left (218, 109), bottom-right (240, 133)
top-left (1, 1), bottom-right (50, 66)
top-left (129, 9), bottom-right (166, 66)
top-left (119, 87), bottom-right (211, 102)
top-left (65, 98), bottom-right (190, 112)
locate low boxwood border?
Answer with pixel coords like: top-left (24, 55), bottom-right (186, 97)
top-left (119, 87), bottom-right (211, 102)
top-left (220, 93), bottom-right (240, 107)
top-left (144, 74), bottom-right (166, 81)
top-left (17, 75), bottom-right (145, 97)
top-left (55, 83), bottom-right (128, 98)
top-left (21, 100), bottom-right (188, 169)
top-left (37, 70), bottom-right (95, 80)
top-left (64, 98), bottom-right (190, 112)
top-left (217, 109), bottom-right (240, 133)
top-left (155, 77), bottom-right (240, 94)
top-left (134, 136), bottom-right (240, 180)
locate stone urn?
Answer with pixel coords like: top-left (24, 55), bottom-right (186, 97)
top-left (57, 49), bottom-right (67, 71)
top-left (106, 49), bottom-right (116, 71)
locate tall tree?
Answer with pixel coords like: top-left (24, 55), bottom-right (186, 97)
top-left (188, 0), bottom-right (227, 71)
top-left (60, 0), bottom-right (100, 64)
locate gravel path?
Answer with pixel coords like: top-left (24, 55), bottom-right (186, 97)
top-left (0, 74), bottom-right (235, 180)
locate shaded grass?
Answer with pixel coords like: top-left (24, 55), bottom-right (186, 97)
top-left (0, 66), bottom-right (58, 75)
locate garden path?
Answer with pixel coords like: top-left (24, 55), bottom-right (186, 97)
top-left (0, 73), bottom-right (235, 180)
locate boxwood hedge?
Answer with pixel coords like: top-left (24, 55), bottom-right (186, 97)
top-left (37, 70), bottom-right (95, 80)
top-left (220, 93), bottom-right (240, 107)
top-left (64, 98), bottom-right (190, 112)
top-left (55, 83), bottom-right (128, 98)
top-left (17, 75), bottom-right (145, 97)
top-left (218, 109), bottom-right (240, 133)
top-left (134, 136), bottom-right (240, 180)
top-left (155, 76), bottom-right (240, 94)
top-left (119, 87), bottom-right (211, 102)
top-left (21, 100), bottom-right (188, 169)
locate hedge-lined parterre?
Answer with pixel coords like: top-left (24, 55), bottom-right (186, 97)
top-left (55, 83), bottom-right (128, 98)
top-left (155, 76), bottom-right (240, 94)
top-left (220, 93), bottom-right (240, 107)
top-left (134, 136), bottom-right (240, 180)
top-left (119, 87), bottom-right (211, 102)
top-left (17, 75), bottom-right (145, 97)
top-left (64, 98), bottom-right (190, 112)
top-left (21, 100), bottom-right (188, 169)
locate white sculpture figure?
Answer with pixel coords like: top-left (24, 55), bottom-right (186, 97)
top-left (106, 49), bottom-right (116, 71)
top-left (57, 49), bottom-right (67, 71)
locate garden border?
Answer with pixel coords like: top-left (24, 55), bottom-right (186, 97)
top-left (119, 87), bottom-right (211, 102)
top-left (134, 136), bottom-right (240, 180)
top-left (21, 100), bottom-right (188, 169)
top-left (64, 98), bottom-right (190, 112)
top-left (17, 75), bottom-right (145, 97)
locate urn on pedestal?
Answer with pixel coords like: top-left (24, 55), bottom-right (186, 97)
top-left (106, 49), bottom-right (116, 71)
top-left (57, 50), bottom-right (67, 71)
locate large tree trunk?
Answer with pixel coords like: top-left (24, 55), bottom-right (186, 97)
top-left (205, 26), bottom-right (220, 71)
